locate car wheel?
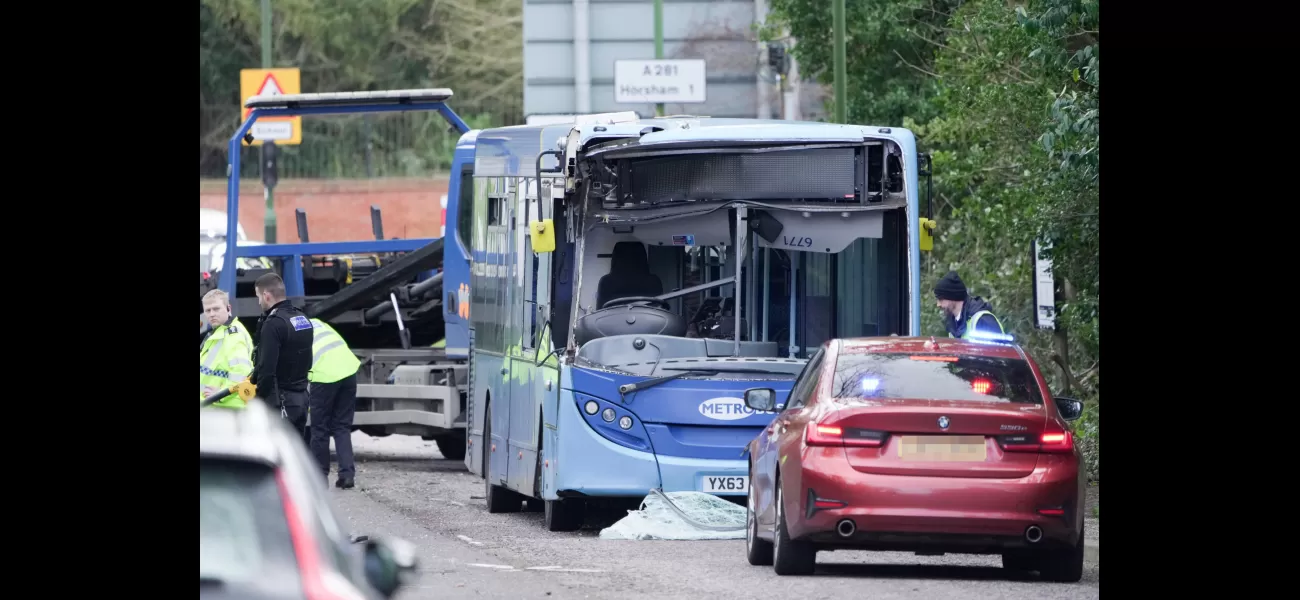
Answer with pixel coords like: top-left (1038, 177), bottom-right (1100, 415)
top-left (745, 469), bottom-right (774, 566)
top-left (483, 403), bottom-right (521, 514)
top-left (1037, 524), bottom-right (1085, 582)
top-left (771, 479), bottom-right (816, 575)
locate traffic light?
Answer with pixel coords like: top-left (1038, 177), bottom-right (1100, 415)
top-left (262, 141), bottom-right (279, 190)
top-left (767, 43), bottom-right (788, 76)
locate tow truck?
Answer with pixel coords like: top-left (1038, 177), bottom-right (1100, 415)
top-left (200, 88), bottom-right (476, 460)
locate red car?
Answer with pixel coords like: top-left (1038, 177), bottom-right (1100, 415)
top-left (742, 334), bottom-right (1086, 581)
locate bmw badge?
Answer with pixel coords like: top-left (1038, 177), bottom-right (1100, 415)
top-left (938, 416), bottom-right (950, 429)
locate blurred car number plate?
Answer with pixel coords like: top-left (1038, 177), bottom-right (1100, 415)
top-left (702, 476), bottom-right (748, 493)
top-left (898, 436), bottom-right (986, 461)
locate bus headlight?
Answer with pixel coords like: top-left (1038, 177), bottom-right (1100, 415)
top-left (618, 416), bottom-right (633, 430)
top-left (584, 401), bottom-right (599, 415)
top-left (601, 408), bottom-right (616, 422)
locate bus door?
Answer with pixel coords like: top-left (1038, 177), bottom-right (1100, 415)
top-left (506, 177), bottom-right (557, 497)
top-left (483, 178), bottom-right (513, 486)
top-left (503, 178), bottom-right (535, 494)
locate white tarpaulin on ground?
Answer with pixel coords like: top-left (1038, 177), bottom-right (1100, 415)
top-left (599, 490), bottom-right (748, 540)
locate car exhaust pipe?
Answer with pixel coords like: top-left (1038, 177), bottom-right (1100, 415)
top-left (1025, 525), bottom-right (1043, 543)
top-left (836, 519), bottom-right (856, 538)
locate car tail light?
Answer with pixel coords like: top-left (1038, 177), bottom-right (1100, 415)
top-left (998, 424), bottom-right (1074, 453)
top-left (277, 471), bottom-right (361, 600)
top-left (805, 488), bottom-right (848, 518)
top-left (805, 424), bottom-right (887, 448)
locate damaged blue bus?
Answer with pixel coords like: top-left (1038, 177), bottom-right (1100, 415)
top-left (460, 114), bottom-right (930, 531)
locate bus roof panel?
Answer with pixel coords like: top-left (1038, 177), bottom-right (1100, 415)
top-left (470, 118), bottom-right (919, 176)
top-left (473, 124), bottom-right (573, 178)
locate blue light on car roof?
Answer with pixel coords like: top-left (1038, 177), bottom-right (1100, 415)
top-left (967, 330), bottom-right (1015, 343)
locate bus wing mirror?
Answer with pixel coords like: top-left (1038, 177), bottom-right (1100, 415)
top-left (530, 219), bottom-right (556, 253)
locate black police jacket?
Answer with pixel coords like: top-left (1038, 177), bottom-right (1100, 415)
top-left (251, 300), bottom-right (314, 406)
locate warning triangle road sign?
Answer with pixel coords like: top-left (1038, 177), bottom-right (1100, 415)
top-left (244, 73), bottom-right (287, 119)
top-left (257, 73), bottom-right (284, 97)
top-left (239, 67), bottom-right (302, 145)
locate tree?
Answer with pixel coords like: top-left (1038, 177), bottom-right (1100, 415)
top-left (763, 0), bottom-right (1100, 480)
top-left (199, 0), bottom-right (523, 177)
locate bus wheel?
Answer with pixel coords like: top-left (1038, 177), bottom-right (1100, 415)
top-left (483, 403), bottom-right (521, 514)
top-left (544, 497), bottom-right (585, 532)
top-left (527, 423), bottom-right (546, 513)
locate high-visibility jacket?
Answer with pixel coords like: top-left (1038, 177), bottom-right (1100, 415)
top-left (309, 318), bottom-right (361, 384)
top-left (959, 310), bottom-right (1006, 340)
top-left (200, 317), bottom-right (255, 409)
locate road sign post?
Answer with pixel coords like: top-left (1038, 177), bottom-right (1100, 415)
top-left (241, 67), bottom-right (301, 243)
top-left (653, 0), bottom-right (664, 116)
top-left (832, 0), bottom-right (847, 123)
top-left (262, 141), bottom-right (279, 243)
top-left (614, 59), bottom-right (706, 107)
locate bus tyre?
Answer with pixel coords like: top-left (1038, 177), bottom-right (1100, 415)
top-left (544, 498), bottom-right (584, 532)
top-left (527, 437), bottom-right (545, 513)
top-left (434, 433), bottom-right (467, 461)
top-left (772, 482), bottom-right (816, 576)
top-left (483, 403), bottom-right (521, 514)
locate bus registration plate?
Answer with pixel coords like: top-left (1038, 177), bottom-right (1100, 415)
top-left (702, 475), bottom-right (748, 493)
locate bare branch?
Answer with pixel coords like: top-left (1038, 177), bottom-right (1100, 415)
top-left (893, 49), bottom-right (941, 78)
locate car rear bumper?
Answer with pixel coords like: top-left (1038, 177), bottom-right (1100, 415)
top-left (791, 458), bottom-right (1083, 550)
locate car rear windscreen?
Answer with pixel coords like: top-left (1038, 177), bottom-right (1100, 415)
top-left (200, 458), bottom-right (302, 594)
top-left (832, 352), bottom-right (1044, 404)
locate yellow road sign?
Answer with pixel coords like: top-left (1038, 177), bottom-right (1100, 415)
top-left (239, 68), bottom-right (302, 146)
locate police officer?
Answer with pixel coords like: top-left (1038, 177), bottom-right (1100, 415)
top-left (200, 289), bottom-right (254, 408)
top-left (308, 317), bottom-right (361, 489)
top-left (250, 273), bottom-right (314, 440)
top-left (933, 270), bottom-right (1006, 339)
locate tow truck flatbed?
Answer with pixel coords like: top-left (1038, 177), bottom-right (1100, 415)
top-left (206, 88), bottom-right (474, 461)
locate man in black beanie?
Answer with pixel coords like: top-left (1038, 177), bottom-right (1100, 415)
top-left (934, 271), bottom-right (1006, 340)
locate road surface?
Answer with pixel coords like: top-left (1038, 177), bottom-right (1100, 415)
top-left (327, 433), bottom-right (1100, 599)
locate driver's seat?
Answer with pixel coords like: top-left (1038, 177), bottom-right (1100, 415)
top-left (595, 242), bottom-right (663, 309)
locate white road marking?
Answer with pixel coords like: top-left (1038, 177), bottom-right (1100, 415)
top-left (456, 534), bottom-right (484, 546)
top-left (525, 566), bottom-right (605, 573)
top-left (447, 500), bottom-right (466, 507)
top-left (467, 563), bottom-right (515, 570)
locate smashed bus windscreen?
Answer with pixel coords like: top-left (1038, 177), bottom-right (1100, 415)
top-left (831, 353), bottom-right (1044, 404)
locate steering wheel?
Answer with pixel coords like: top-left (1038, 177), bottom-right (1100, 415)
top-left (601, 296), bottom-right (672, 311)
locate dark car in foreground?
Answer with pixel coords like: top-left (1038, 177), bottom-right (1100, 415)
top-left (201, 399), bottom-right (418, 599)
top-left (743, 334), bottom-right (1086, 581)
